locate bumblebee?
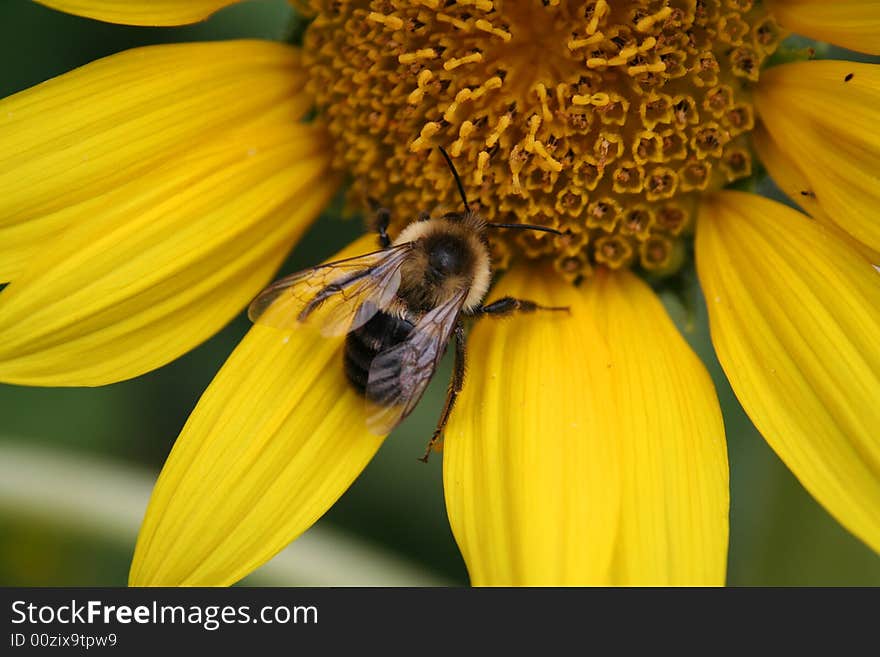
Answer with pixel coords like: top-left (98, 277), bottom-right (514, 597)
top-left (249, 149), bottom-right (567, 461)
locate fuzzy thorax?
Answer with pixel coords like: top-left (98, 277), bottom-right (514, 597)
top-left (393, 212), bottom-right (491, 312)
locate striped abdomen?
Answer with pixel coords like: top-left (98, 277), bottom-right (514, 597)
top-left (344, 311), bottom-right (414, 403)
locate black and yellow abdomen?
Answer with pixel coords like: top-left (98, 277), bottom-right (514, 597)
top-left (344, 311), bottom-right (414, 403)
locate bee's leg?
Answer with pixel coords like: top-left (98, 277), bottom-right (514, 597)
top-left (420, 322), bottom-right (466, 463)
top-left (375, 207), bottom-right (392, 248)
top-left (367, 197), bottom-right (393, 247)
top-left (475, 297), bottom-right (570, 317)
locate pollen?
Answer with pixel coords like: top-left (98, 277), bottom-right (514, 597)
top-left (304, 0), bottom-right (781, 280)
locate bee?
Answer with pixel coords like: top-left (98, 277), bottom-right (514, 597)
top-left (248, 148), bottom-right (568, 461)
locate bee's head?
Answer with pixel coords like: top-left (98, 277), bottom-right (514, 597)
top-left (423, 232), bottom-right (473, 280)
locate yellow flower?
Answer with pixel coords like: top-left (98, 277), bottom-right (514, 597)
top-left (1, 0), bottom-right (878, 586)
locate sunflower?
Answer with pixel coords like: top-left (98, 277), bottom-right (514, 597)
top-left (1, 0), bottom-right (878, 587)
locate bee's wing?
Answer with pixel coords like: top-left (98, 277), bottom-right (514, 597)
top-left (248, 243), bottom-right (412, 336)
top-left (365, 288), bottom-right (467, 435)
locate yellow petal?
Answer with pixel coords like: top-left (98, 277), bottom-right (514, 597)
top-left (0, 40), bottom-right (311, 281)
top-left (752, 123), bottom-right (880, 265)
top-left (755, 61), bottom-right (880, 254)
top-left (0, 121), bottom-right (338, 386)
top-left (767, 0), bottom-right (880, 55)
top-left (444, 268), bottom-right (729, 586)
top-left (35, 0), bottom-right (241, 26)
top-left (130, 237), bottom-right (385, 586)
top-left (697, 191), bottom-right (880, 554)
top-left (583, 271), bottom-right (729, 586)
top-left (443, 266), bottom-right (621, 585)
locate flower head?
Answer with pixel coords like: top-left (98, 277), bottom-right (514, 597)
top-left (1, 0), bottom-right (879, 586)
top-left (306, 0), bottom-right (777, 278)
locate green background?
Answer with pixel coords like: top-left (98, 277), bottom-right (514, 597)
top-left (1, 0), bottom-right (878, 586)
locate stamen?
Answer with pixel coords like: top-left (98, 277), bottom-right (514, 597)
top-left (485, 115), bottom-right (512, 148)
top-left (449, 120), bottom-right (476, 157)
top-left (568, 34), bottom-right (604, 51)
top-left (635, 7), bottom-right (673, 33)
top-left (444, 52), bottom-right (484, 71)
top-left (474, 19), bottom-right (512, 42)
top-left (411, 122), bottom-right (441, 152)
top-left (436, 13), bottom-right (469, 31)
top-left (474, 150), bottom-right (490, 185)
top-left (407, 69), bottom-right (435, 105)
top-left (398, 49), bottom-right (437, 65)
top-left (534, 84), bottom-right (553, 122)
top-left (366, 12), bottom-right (403, 30)
top-left (459, 0), bottom-right (494, 11)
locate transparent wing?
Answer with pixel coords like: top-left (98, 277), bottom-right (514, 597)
top-left (365, 288), bottom-right (467, 435)
top-left (247, 243), bottom-right (412, 336)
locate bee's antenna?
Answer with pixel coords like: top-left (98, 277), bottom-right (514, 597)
top-left (437, 146), bottom-right (471, 214)
top-left (435, 147), bottom-right (562, 238)
top-left (486, 222), bottom-right (564, 236)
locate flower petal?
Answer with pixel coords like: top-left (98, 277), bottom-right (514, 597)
top-left (130, 237), bottom-right (386, 586)
top-left (766, 0), bottom-right (880, 55)
top-left (443, 267), bottom-right (621, 585)
top-left (35, 0), bottom-right (241, 26)
top-left (0, 40), bottom-right (311, 281)
top-left (0, 120), bottom-right (338, 386)
top-left (755, 61), bottom-right (880, 254)
top-left (582, 270), bottom-right (729, 586)
top-left (697, 191), bottom-right (880, 554)
top-left (444, 267), bottom-right (728, 586)
top-left (752, 123), bottom-right (880, 265)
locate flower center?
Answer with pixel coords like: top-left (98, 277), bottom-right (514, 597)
top-left (304, 0), bottom-right (781, 279)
